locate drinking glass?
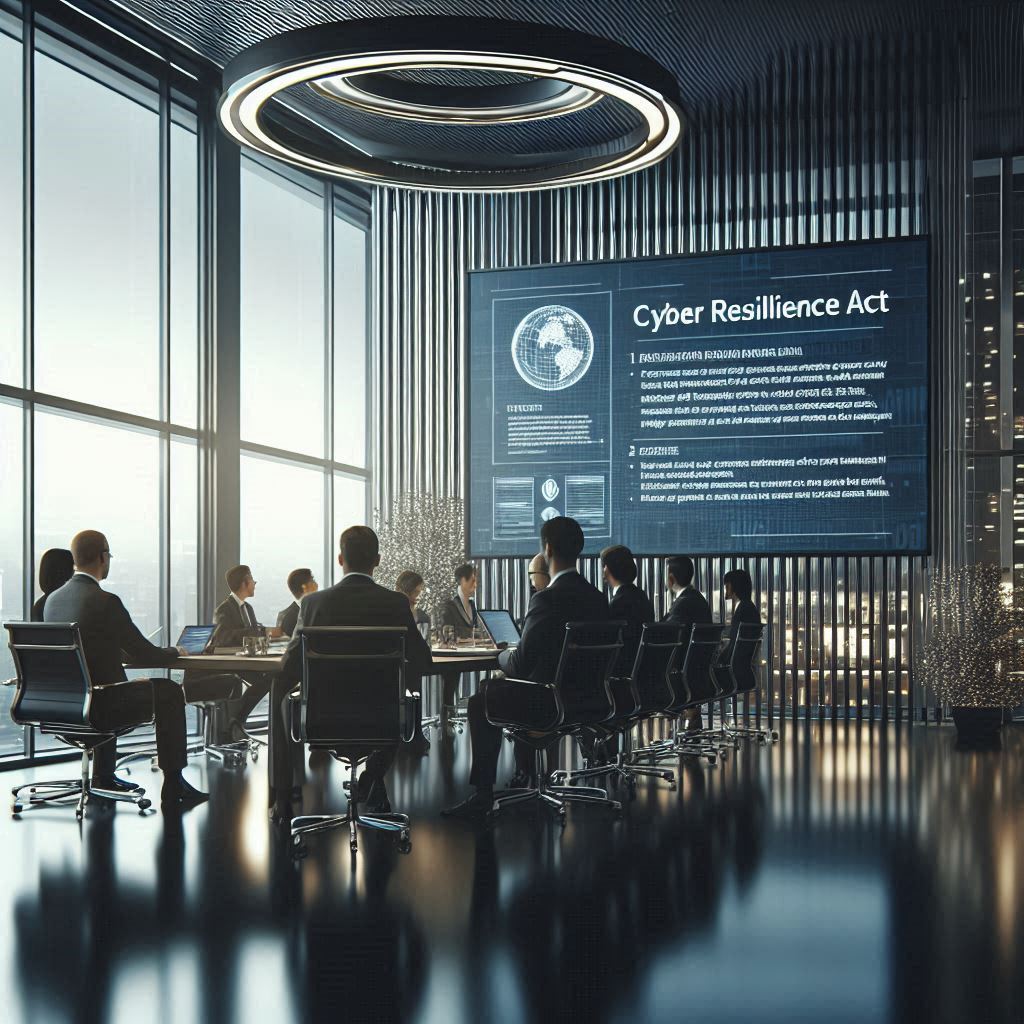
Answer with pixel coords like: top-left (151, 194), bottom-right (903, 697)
top-left (241, 635), bottom-right (257, 656)
top-left (442, 625), bottom-right (456, 649)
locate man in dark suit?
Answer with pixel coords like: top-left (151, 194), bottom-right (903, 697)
top-left (440, 563), bottom-right (480, 639)
top-left (269, 526), bottom-right (433, 820)
top-left (574, 544), bottom-right (655, 763)
top-left (663, 555), bottom-right (713, 627)
top-left (663, 555), bottom-right (712, 729)
top-left (276, 568), bottom-right (318, 638)
top-left (602, 545), bottom-right (655, 672)
top-left (43, 530), bottom-right (207, 808)
top-left (443, 517), bottom-right (609, 819)
top-left (208, 564), bottom-right (283, 736)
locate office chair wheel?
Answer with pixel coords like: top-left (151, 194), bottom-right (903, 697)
top-left (558, 810), bottom-right (567, 826)
top-left (350, 839), bottom-right (359, 852)
top-left (11, 802), bottom-right (22, 815)
top-left (76, 808), bottom-right (84, 821)
top-left (291, 843), bottom-right (308, 860)
top-left (706, 754), bottom-right (717, 767)
top-left (137, 798), bottom-right (152, 812)
top-left (399, 829), bottom-right (411, 843)
top-left (398, 840), bottom-right (412, 855)
top-left (251, 750), bottom-right (259, 763)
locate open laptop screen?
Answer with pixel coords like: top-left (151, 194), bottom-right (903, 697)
top-left (176, 625), bottom-right (215, 654)
top-left (478, 609), bottom-right (521, 648)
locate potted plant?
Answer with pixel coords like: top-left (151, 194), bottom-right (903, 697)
top-left (920, 563), bottom-right (1024, 745)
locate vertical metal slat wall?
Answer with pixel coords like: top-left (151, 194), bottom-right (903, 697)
top-left (371, 31), bottom-right (967, 723)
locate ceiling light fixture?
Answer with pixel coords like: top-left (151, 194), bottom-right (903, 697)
top-left (218, 17), bottom-right (684, 192)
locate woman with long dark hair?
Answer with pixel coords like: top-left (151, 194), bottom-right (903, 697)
top-left (31, 547), bottom-right (75, 621)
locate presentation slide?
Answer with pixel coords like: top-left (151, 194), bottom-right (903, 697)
top-left (467, 238), bottom-right (928, 557)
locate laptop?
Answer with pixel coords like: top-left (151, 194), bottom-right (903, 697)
top-left (176, 624), bottom-right (215, 655)
top-left (478, 609), bottom-right (522, 649)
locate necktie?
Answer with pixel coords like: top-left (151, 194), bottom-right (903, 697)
top-left (243, 603), bottom-right (256, 627)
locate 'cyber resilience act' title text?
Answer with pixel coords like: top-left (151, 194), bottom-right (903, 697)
top-left (633, 289), bottom-right (891, 335)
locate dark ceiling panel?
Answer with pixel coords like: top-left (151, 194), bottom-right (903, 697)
top-left (106, 0), bottom-right (937, 108)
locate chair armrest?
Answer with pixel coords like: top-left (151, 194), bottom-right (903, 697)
top-left (401, 693), bottom-right (420, 743)
top-left (484, 676), bottom-right (562, 733)
top-left (92, 677), bottom-right (170, 689)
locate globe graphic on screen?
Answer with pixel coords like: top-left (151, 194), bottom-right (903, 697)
top-left (511, 305), bottom-right (594, 391)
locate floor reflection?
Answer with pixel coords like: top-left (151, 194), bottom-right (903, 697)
top-left (4, 722), bottom-right (1023, 1023)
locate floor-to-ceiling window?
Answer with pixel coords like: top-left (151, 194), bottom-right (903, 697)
top-left (0, 6), bottom-right (372, 765)
top-left (0, 8), bottom-right (202, 760)
top-left (965, 156), bottom-right (1024, 586)
top-left (238, 158), bottom-right (370, 618)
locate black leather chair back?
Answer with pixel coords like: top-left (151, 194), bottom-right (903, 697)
top-left (675, 623), bottom-right (726, 708)
top-left (632, 621), bottom-right (687, 714)
top-left (725, 623), bottom-right (765, 695)
top-left (5, 622), bottom-right (93, 728)
top-left (295, 626), bottom-right (406, 746)
top-left (553, 621), bottom-right (624, 726)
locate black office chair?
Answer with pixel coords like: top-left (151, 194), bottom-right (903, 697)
top-left (631, 622), bottom-right (728, 767)
top-left (711, 623), bottom-right (777, 744)
top-left (286, 626), bottom-right (415, 857)
top-left (487, 621), bottom-right (625, 823)
top-left (552, 621), bottom-right (684, 791)
top-left (4, 622), bottom-right (153, 818)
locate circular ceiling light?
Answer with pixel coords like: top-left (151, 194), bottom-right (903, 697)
top-left (218, 17), bottom-right (684, 192)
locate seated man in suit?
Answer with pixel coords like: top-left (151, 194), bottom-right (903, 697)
top-left (43, 530), bottom-right (207, 808)
top-left (603, 545), bottom-right (654, 672)
top-left (210, 564), bottom-right (282, 736)
top-left (663, 554), bottom-right (712, 730)
top-left (277, 568), bottom-right (318, 638)
top-left (443, 517), bottom-right (609, 819)
top-left (269, 526), bottom-right (433, 820)
top-left (720, 568), bottom-right (761, 664)
top-left (577, 544), bottom-right (655, 763)
top-left (440, 563), bottom-right (480, 639)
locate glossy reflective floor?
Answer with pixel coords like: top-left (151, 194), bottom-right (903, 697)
top-left (3, 719), bottom-right (1022, 1024)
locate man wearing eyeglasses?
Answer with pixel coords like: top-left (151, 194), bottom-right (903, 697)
top-left (528, 552), bottom-right (551, 595)
top-left (43, 529), bottom-right (206, 809)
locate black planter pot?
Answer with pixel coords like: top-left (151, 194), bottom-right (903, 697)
top-left (951, 706), bottom-right (1004, 746)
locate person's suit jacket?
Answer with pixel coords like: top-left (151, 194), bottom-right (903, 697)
top-left (440, 595), bottom-right (479, 639)
top-left (280, 574), bottom-right (433, 687)
top-left (210, 594), bottom-right (263, 648)
top-left (43, 574), bottom-right (178, 684)
top-left (664, 585), bottom-right (712, 627)
top-left (609, 581), bottom-right (655, 674)
top-left (721, 598), bottom-right (762, 665)
top-left (498, 570), bottom-right (610, 684)
top-left (276, 602), bottom-right (300, 638)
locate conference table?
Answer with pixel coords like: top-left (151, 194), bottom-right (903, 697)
top-left (150, 647), bottom-right (501, 676)
top-left (143, 646), bottom-right (501, 726)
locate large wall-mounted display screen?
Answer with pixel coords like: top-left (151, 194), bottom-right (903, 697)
top-left (467, 238), bottom-right (928, 556)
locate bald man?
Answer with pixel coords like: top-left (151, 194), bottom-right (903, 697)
top-left (528, 552), bottom-right (551, 594)
top-left (44, 530), bottom-right (207, 809)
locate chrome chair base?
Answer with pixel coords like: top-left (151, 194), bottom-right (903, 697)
top-left (552, 754), bottom-right (676, 790)
top-left (290, 801), bottom-right (411, 856)
top-left (491, 746), bottom-right (623, 824)
top-left (12, 750), bottom-right (151, 819)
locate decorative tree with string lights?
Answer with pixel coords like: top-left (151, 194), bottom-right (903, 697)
top-left (373, 492), bottom-right (466, 626)
top-left (920, 563), bottom-right (1024, 736)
